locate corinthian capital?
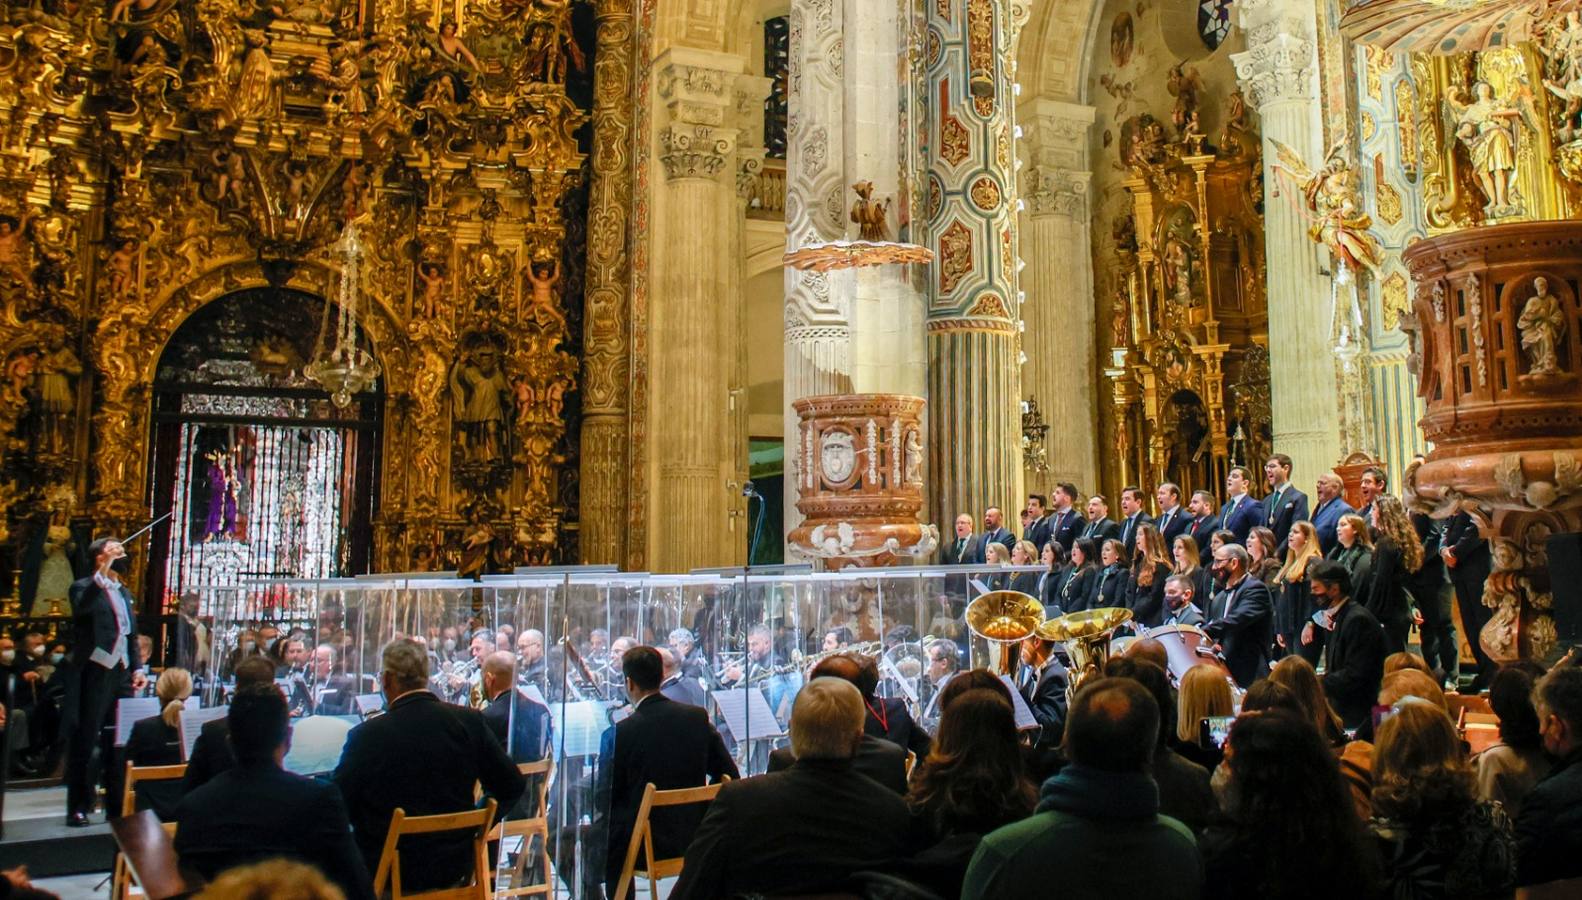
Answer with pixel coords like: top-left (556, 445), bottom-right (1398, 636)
top-left (657, 48), bottom-right (744, 128)
top-left (1231, 0), bottom-right (1316, 107)
top-left (1023, 166), bottom-right (1090, 218)
top-left (660, 123), bottom-right (737, 181)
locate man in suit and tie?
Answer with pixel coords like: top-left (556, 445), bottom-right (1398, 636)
top-left (334, 640), bottom-right (526, 892)
top-left (978, 507), bottom-right (1015, 561)
top-left (1117, 487), bottom-right (1155, 560)
top-left (1025, 494), bottom-right (1053, 552)
top-left (1155, 483), bottom-right (1190, 545)
top-left (1049, 483), bottom-right (1084, 553)
top-left (175, 685), bottom-right (374, 900)
top-left (1261, 454), bottom-right (1310, 555)
top-left (63, 537), bottom-right (148, 827)
top-left (1203, 544), bottom-right (1273, 687)
top-left (182, 656), bottom-right (279, 794)
top-left (1219, 467), bottom-right (1261, 545)
top-left (1442, 510), bottom-right (1495, 689)
top-left (1185, 490), bottom-right (1221, 545)
top-left (1310, 471), bottom-right (1356, 556)
top-left (1081, 495), bottom-right (1121, 542)
top-left (939, 513), bottom-right (979, 566)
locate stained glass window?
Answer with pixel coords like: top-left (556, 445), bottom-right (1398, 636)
top-left (1199, 0), bottom-right (1233, 51)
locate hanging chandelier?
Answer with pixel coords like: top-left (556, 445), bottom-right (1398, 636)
top-left (303, 222), bottom-right (381, 408)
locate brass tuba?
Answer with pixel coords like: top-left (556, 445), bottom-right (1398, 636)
top-left (1038, 607), bottom-right (1133, 703)
top-left (965, 590), bottom-right (1046, 675)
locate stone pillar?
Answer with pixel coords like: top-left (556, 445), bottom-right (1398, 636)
top-left (728, 75), bottom-right (773, 564)
top-left (650, 48), bottom-right (745, 571)
top-left (579, 0), bottom-right (635, 565)
top-left (1232, 0), bottom-right (1342, 480)
top-left (924, 0), bottom-right (1024, 531)
top-left (1019, 98), bottom-right (1097, 494)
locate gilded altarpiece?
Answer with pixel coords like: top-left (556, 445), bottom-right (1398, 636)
top-left (0, 0), bottom-right (605, 606)
top-left (1106, 115), bottom-right (1269, 499)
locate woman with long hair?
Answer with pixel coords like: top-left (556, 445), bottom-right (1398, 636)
top-left (1473, 664), bottom-right (1552, 818)
top-left (1093, 538), bottom-right (1131, 610)
top-left (1172, 534), bottom-right (1213, 605)
top-left (1124, 524), bottom-right (1173, 628)
top-left (1246, 526), bottom-right (1281, 585)
top-left (905, 687), bottom-right (1038, 896)
top-left (985, 541), bottom-right (1011, 590)
top-left (1209, 529), bottom-right (1235, 555)
top-left (1008, 539), bottom-right (1041, 597)
top-left (1273, 521), bottom-right (1324, 662)
top-left (1037, 541), bottom-right (1068, 616)
top-left (1370, 701), bottom-right (1517, 898)
top-left (118, 667), bottom-right (193, 820)
top-left (1327, 513), bottom-right (1375, 601)
top-left (1267, 655), bottom-right (1346, 746)
top-left (1200, 711), bottom-right (1381, 900)
top-left (1061, 537), bottom-right (1101, 613)
top-left (1176, 664), bottom-right (1235, 770)
top-left (1366, 496), bottom-right (1424, 654)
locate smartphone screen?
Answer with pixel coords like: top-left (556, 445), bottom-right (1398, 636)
top-left (1199, 715), bottom-right (1235, 749)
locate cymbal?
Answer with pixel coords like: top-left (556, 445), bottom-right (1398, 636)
top-left (965, 590), bottom-right (1045, 642)
top-left (1038, 607), bottom-right (1133, 642)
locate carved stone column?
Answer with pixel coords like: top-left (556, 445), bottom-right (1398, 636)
top-left (1232, 0), bottom-right (1342, 480)
top-left (579, 0), bottom-right (635, 565)
top-left (924, 0), bottom-right (1024, 533)
top-left (1019, 98), bottom-right (1097, 494)
top-left (650, 48), bottom-right (745, 571)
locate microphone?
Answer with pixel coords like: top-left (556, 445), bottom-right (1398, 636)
top-left (742, 480), bottom-right (761, 499)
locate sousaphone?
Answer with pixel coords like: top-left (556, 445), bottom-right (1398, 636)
top-left (965, 590), bottom-right (1046, 674)
top-left (1038, 607), bottom-right (1133, 703)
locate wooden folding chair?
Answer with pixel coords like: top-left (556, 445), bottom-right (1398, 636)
top-left (112, 762), bottom-right (187, 900)
top-left (372, 799), bottom-right (497, 900)
top-left (488, 759), bottom-right (554, 898)
top-left (612, 780), bottom-right (727, 900)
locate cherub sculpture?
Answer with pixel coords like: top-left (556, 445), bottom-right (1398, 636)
top-left (1269, 137), bottom-right (1384, 275)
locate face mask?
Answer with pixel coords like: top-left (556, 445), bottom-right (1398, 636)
top-left (50, 653), bottom-right (64, 665)
top-left (27, 644), bottom-right (43, 657)
top-left (242, 641), bottom-right (256, 654)
top-left (109, 556), bottom-right (131, 575)
top-left (0, 650), bottom-right (14, 664)
top-left (443, 638), bottom-right (457, 652)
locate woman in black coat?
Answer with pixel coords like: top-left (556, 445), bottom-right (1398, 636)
top-left (1124, 524), bottom-right (1172, 628)
top-left (1060, 538), bottom-right (1101, 613)
top-left (1092, 539), bottom-right (1131, 611)
top-left (1007, 540), bottom-right (1042, 598)
top-left (1037, 541), bottom-right (1069, 616)
top-left (1365, 497), bottom-right (1423, 655)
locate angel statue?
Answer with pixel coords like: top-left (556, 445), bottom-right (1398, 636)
top-left (1269, 137), bottom-right (1384, 276)
top-left (1541, 11), bottom-right (1582, 141)
top-left (1446, 80), bottom-right (1536, 214)
top-left (850, 181), bottom-right (892, 243)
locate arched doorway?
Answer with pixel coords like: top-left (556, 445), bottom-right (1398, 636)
top-left (143, 288), bottom-right (383, 605)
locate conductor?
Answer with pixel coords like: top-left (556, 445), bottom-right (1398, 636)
top-left (64, 537), bottom-right (147, 826)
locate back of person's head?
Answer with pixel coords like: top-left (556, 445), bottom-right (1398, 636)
top-left (1535, 664), bottom-right (1582, 754)
top-left (1269, 655), bottom-right (1344, 740)
top-left (1064, 677), bottom-right (1157, 772)
top-left (1176, 664), bottom-right (1234, 744)
top-left (483, 650), bottom-right (515, 685)
top-left (936, 667), bottom-right (1012, 712)
top-left (228, 683), bottom-right (290, 767)
top-left (381, 639), bottom-right (429, 695)
top-left (1378, 668), bottom-right (1447, 713)
top-left (234, 655), bottom-right (277, 690)
top-left (621, 645), bottom-right (663, 693)
top-left (1104, 656), bottom-right (1174, 748)
top-left (909, 688), bottom-right (1035, 833)
top-left (1372, 699), bottom-right (1474, 821)
top-left (1487, 664), bottom-right (1542, 749)
top-left (1122, 637), bottom-right (1169, 673)
top-left (1383, 651), bottom-right (1432, 676)
top-left (1240, 680), bottom-right (1302, 718)
top-left (808, 652), bottom-right (865, 686)
top-left (157, 667), bottom-right (193, 729)
top-left (789, 677), bottom-right (864, 761)
top-left (195, 859), bottom-right (345, 900)
top-left (1216, 711), bottom-right (1378, 896)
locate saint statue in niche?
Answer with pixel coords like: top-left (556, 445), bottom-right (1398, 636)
top-left (450, 342), bottom-right (511, 464)
top-left (1446, 81), bottom-right (1533, 214)
top-left (33, 341), bottom-right (80, 456)
top-left (203, 449), bottom-right (240, 541)
top-left (1518, 276), bottom-right (1567, 375)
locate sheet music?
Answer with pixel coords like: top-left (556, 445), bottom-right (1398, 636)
top-left (711, 688), bottom-right (786, 740)
top-left (996, 675), bottom-right (1041, 731)
top-left (354, 693), bottom-right (384, 716)
top-left (178, 705), bottom-right (229, 760)
top-left (115, 697), bottom-right (161, 746)
top-left (552, 700), bottom-right (612, 758)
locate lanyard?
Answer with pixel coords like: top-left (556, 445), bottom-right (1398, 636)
top-left (865, 698), bottom-right (889, 733)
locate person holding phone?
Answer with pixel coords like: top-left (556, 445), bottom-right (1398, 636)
top-left (63, 537), bottom-right (148, 826)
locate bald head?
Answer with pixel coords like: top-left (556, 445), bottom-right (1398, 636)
top-left (658, 647), bottom-right (679, 678)
top-left (482, 650), bottom-right (516, 700)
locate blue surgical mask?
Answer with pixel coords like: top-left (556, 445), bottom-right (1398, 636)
top-left (50, 652), bottom-right (64, 665)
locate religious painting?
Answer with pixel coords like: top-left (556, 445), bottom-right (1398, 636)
top-left (1111, 12), bottom-right (1135, 68)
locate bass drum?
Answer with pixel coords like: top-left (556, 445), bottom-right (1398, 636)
top-left (1146, 624), bottom-right (1232, 685)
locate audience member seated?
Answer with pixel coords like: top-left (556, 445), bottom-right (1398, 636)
top-left (768, 654), bottom-right (906, 793)
top-left (114, 667), bottom-right (191, 820)
top-left (1308, 560), bottom-right (1386, 730)
top-left (672, 678), bottom-right (912, 898)
top-left (174, 685), bottom-right (374, 900)
top-left (1199, 711), bottom-right (1380, 900)
top-left (1267, 655), bottom-right (1347, 747)
top-left (334, 639), bottom-right (525, 893)
top-left (594, 645), bottom-right (737, 897)
top-left (183, 657), bottom-right (277, 793)
top-left (962, 678), bottom-right (1201, 900)
top-left (1239, 679), bottom-right (1303, 718)
top-left (1122, 636), bottom-right (1170, 673)
top-left (901, 687), bottom-right (1036, 897)
top-left (0, 864), bottom-right (63, 900)
top-left (1383, 651), bottom-right (1434, 678)
top-left (1369, 700), bottom-right (1516, 898)
top-left (848, 652), bottom-right (931, 760)
top-left (1105, 657), bottom-right (1214, 835)
top-left (1174, 663), bottom-right (1233, 771)
top-left (1474, 665), bottom-right (1551, 819)
top-left (1515, 665), bottom-right (1582, 889)
top-left (192, 859), bottom-right (348, 900)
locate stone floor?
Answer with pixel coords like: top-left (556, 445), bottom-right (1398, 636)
top-left (5, 786), bottom-right (109, 898)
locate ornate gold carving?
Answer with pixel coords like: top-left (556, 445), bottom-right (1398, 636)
top-left (969, 176), bottom-right (1001, 211)
top-left (937, 220), bottom-right (973, 294)
top-left (1380, 270), bottom-right (1409, 332)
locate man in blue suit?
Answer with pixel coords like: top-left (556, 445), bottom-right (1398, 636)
top-left (1025, 494), bottom-right (1054, 552)
top-left (1185, 490), bottom-right (1221, 546)
top-left (1048, 483), bottom-right (1085, 553)
top-left (1203, 544), bottom-right (1273, 687)
top-left (1154, 483), bottom-right (1190, 545)
top-left (1219, 467), bottom-right (1261, 545)
top-left (1262, 454), bottom-right (1310, 556)
top-left (977, 507), bottom-right (1015, 560)
top-left (1310, 471), bottom-right (1356, 556)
